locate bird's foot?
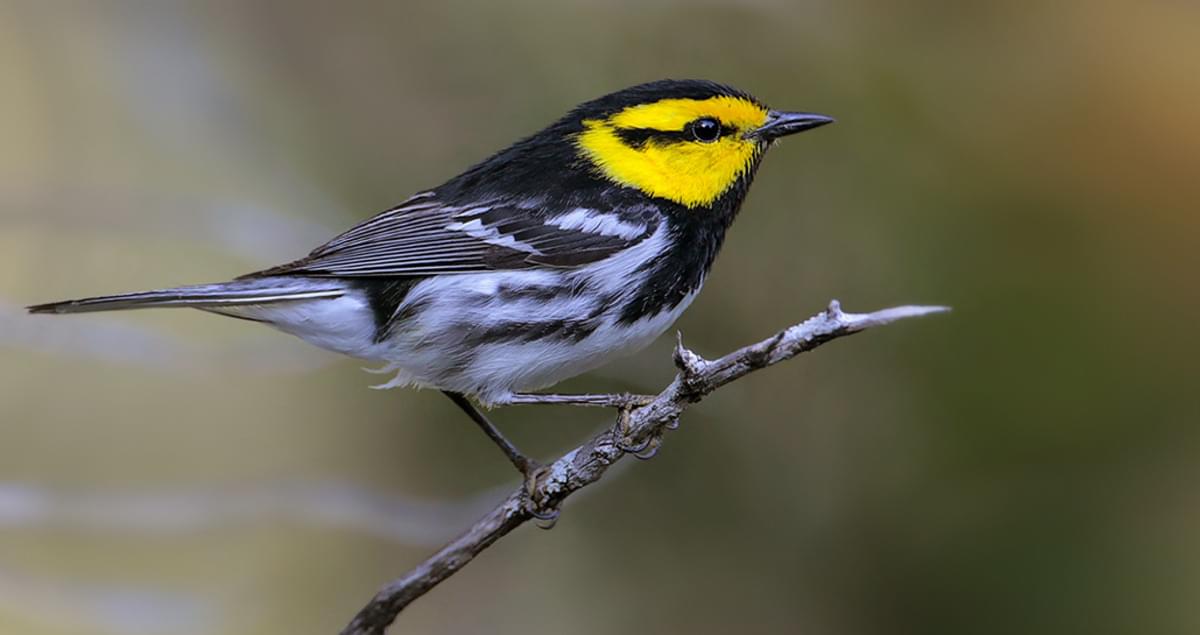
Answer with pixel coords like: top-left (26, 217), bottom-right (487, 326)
top-left (612, 405), bottom-right (672, 460)
top-left (520, 460), bottom-right (561, 529)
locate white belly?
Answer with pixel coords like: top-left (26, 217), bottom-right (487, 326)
top-left (362, 271), bottom-right (697, 404)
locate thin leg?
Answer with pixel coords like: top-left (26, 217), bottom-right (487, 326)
top-left (504, 392), bottom-right (656, 408)
top-left (442, 391), bottom-right (535, 475)
top-left (442, 392), bottom-right (561, 527)
top-left (508, 392), bottom-right (665, 458)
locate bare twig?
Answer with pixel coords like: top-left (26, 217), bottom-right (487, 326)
top-left (340, 300), bottom-right (948, 635)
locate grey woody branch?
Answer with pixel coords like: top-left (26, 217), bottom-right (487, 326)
top-left (340, 300), bottom-right (949, 635)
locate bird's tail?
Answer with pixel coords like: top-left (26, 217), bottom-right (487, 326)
top-left (27, 277), bottom-right (345, 315)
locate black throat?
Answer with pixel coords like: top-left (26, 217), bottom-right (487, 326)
top-left (615, 159), bottom-right (762, 324)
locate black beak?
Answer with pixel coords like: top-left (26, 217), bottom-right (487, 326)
top-left (746, 111), bottom-right (835, 141)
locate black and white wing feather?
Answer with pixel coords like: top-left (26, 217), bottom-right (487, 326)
top-left (246, 193), bottom-right (657, 278)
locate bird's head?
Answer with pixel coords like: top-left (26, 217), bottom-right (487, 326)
top-left (567, 79), bottom-right (833, 209)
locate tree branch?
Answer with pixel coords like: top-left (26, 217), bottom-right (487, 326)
top-left (340, 300), bottom-right (948, 635)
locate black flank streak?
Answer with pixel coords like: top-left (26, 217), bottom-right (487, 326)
top-left (496, 283), bottom-right (567, 303)
top-left (391, 296), bottom-right (432, 330)
top-left (467, 319), bottom-right (600, 345)
top-left (465, 287), bottom-right (617, 346)
top-left (348, 277), bottom-right (427, 342)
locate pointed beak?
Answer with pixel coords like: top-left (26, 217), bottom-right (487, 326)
top-left (746, 111), bottom-right (835, 141)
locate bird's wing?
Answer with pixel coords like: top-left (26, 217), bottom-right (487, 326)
top-left (245, 192), bottom-right (658, 278)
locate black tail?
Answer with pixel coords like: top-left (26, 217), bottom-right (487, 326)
top-left (27, 278), bottom-right (345, 315)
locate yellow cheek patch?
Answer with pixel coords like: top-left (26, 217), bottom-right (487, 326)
top-left (575, 96), bottom-right (769, 208)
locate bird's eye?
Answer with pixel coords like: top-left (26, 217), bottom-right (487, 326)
top-left (691, 118), bottom-right (721, 143)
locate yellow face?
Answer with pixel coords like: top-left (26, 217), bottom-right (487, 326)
top-left (575, 96), bottom-right (770, 208)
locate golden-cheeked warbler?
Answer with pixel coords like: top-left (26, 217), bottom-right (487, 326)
top-left (30, 79), bottom-right (833, 496)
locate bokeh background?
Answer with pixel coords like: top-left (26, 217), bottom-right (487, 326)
top-left (2, 1), bottom-right (1198, 634)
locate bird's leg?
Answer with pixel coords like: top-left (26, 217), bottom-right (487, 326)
top-left (441, 391), bottom-right (560, 526)
top-left (443, 391), bottom-right (535, 474)
top-left (507, 392), bottom-right (663, 458)
top-left (504, 392), bottom-right (657, 408)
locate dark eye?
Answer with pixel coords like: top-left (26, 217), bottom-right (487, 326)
top-left (691, 117), bottom-right (721, 143)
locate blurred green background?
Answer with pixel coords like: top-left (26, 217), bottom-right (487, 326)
top-left (2, 1), bottom-right (1198, 634)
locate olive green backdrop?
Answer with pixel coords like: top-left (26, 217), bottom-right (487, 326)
top-left (1, 1), bottom-right (1197, 634)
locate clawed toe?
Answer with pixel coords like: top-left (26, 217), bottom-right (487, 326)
top-left (527, 503), bottom-right (561, 529)
top-left (614, 430), bottom-right (663, 459)
top-left (521, 463), bottom-right (561, 529)
top-left (615, 433), bottom-right (652, 454)
top-left (632, 434), bottom-right (662, 460)
top-left (612, 406), bottom-right (665, 460)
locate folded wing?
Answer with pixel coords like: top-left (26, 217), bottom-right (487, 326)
top-left (244, 193), bottom-right (657, 278)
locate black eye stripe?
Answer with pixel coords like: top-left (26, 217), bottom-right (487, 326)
top-left (613, 127), bottom-right (681, 148)
top-left (613, 128), bottom-right (700, 149)
top-left (613, 122), bottom-right (738, 148)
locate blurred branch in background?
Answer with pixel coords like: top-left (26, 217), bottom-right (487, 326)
top-left (0, 443), bottom-right (634, 634)
top-left (0, 480), bottom-right (508, 548)
top-left (2, 189), bottom-right (339, 266)
top-left (2, 191), bottom-right (342, 372)
top-left (342, 301), bottom-right (948, 635)
top-left (0, 566), bottom-right (216, 635)
top-left (0, 299), bottom-right (335, 373)
top-left (0, 458), bottom-right (636, 546)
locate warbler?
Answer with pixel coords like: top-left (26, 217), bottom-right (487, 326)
top-left (29, 79), bottom-right (832, 485)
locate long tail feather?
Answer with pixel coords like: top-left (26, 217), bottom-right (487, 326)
top-left (27, 279), bottom-right (345, 315)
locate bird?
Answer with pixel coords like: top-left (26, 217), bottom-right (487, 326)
top-left (29, 79), bottom-right (832, 512)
